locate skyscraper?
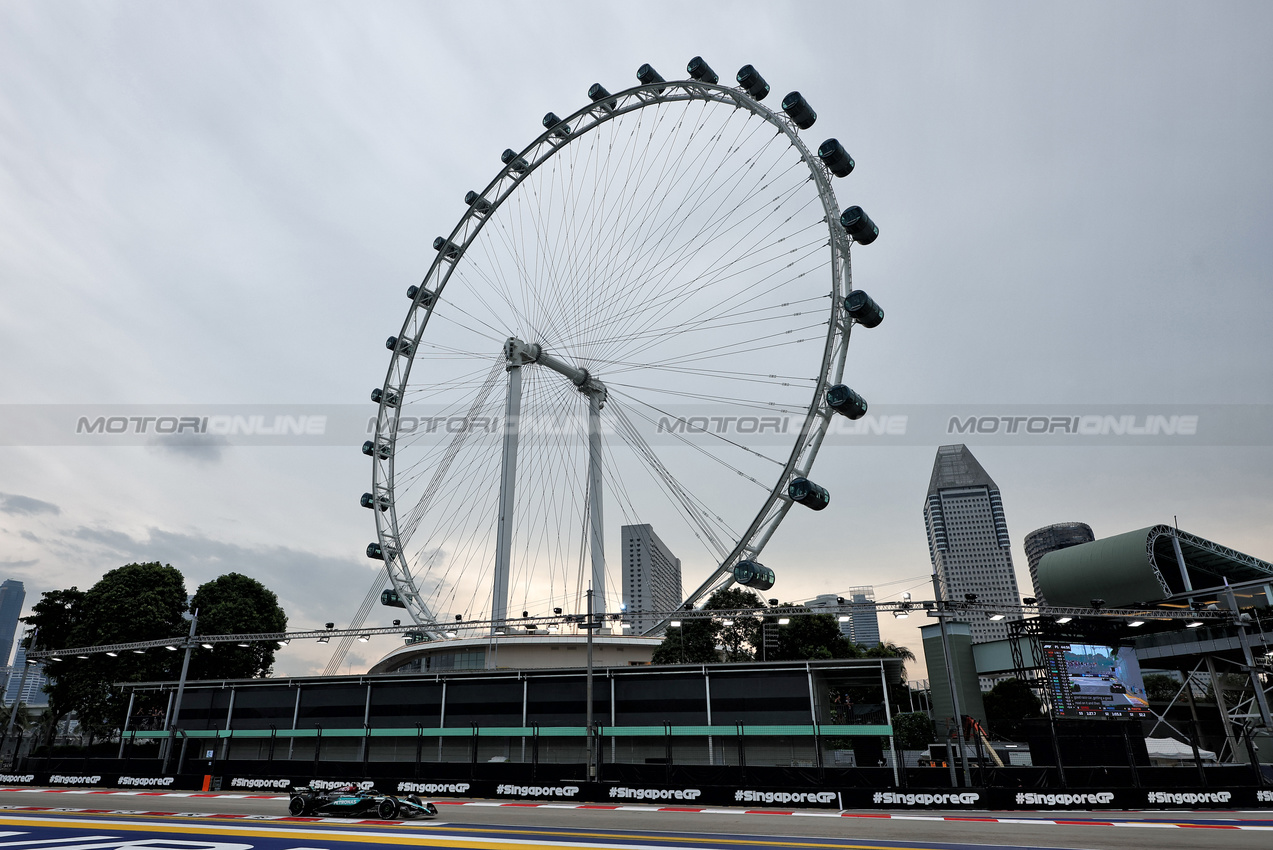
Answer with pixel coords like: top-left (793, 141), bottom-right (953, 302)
top-left (846, 586), bottom-right (881, 646)
top-left (0, 580), bottom-right (25, 668)
top-left (4, 645), bottom-right (47, 707)
top-left (807, 588), bottom-right (880, 646)
top-left (923, 444), bottom-right (1021, 644)
top-left (1023, 522), bottom-right (1095, 607)
top-left (621, 524), bottom-right (682, 634)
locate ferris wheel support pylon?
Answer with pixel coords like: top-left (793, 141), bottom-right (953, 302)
top-left (492, 338), bottom-right (609, 631)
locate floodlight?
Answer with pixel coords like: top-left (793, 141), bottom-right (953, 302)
top-left (106, 651), bottom-right (119, 657)
top-left (778, 618), bottom-right (791, 625)
top-left (837, 615), bottom-right (850, 622)
top-left (988, 613), bottom-right (1006, 621)
top-left (165, 645), bottom-right (179, 651)
top-left (1128, 620), bottom-right (1145, 628)
top-left (1186, 620), bottom-right (1203, 628)
top-left (669, 621), bottom-right (681, 628)
top-left (201, 643), bottom-right (214, 649)
top-left (893, 610), bottom-right (909, 620)
top-left (1055, 616), bottom-right (1072, 624)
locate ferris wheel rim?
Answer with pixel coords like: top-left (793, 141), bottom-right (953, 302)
top-left (369, 74), bottom-right (858, 634)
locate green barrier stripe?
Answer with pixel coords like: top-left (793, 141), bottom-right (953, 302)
top-left (132, 723), bottom-right (892, 739)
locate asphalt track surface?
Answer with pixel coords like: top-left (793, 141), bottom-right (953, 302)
top-left (0, 789), bottom-right (1271, 849)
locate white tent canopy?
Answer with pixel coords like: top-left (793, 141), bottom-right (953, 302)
top-left (1145, 736), bottom-right (1216, 762)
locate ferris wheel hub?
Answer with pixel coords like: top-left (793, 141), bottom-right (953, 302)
top-left (503, 336), bottom-right (607, 405)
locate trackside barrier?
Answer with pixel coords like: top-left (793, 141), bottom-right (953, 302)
top-left (4, 773), bottom-right (1272, 809)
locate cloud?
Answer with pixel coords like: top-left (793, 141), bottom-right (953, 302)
top-left (0, 493), bottom-right (60, 516)
top-left (0, 558), bottom-right (37, 569)
top-left (146, 433), bottom-right (230, 464)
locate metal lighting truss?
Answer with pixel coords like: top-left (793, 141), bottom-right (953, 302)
top-left (28, 601), bottom-right (1230, 662)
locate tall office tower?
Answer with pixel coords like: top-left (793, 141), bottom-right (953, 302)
top-left (621, 524), bottom-right (682, 634)
top-left (0, 580), bottom-right (25, 668)
top-left (4, 646), bottom-right (47, 706)
top-left (846, 586), bottom-right (881, 647)
top-left (1023, 523), bottom-right (1095, 607)
top-left (923, 444), bottom-right (1022, 644)
top-left (807, 590), bottom-right (880, 646)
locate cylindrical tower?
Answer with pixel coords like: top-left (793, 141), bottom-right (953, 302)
top-left (1023, 522), bottom-right (1095, 607)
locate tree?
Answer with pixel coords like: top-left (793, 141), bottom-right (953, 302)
top-left (24, 563), bottom-right (288, 739)
top-left (651, 587), bottom-right (764, 664)
top-left (188, 573), bottom-right (287, 680)
top-left (983, 677), bottom-right (1042, 737)
top-left (1143, 673), bottom-right (1182, 703)
top-left (862, 641), bottom-right (917, 679)
top-left (765, 605), bottom-right (859, 661)
top-left (21, 588), bottom-right (85, 745)
top-left (893, 711), bottom-right (936, 749)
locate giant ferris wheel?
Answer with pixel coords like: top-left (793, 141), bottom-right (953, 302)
top-left (362, 58), bottom-right (883, 637)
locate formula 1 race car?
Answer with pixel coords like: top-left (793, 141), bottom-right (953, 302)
top-left (287, 784), bottom-right (438, 819)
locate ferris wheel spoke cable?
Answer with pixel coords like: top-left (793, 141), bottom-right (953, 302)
top-left (565, 105), bottom-right (756, 357)
top-left (585, 134), bottom-right (795, 359)
top-left (606, 381), bottom-right (808, 418)
top-left (611, 390), bottom-right (784, 472)
top-left (594, 126), bottom-right (799, 331)
top-left (588, 223), bottom-right (826, 357)
top-left (580, 294), bottom-right (827, 352)
top-left (591, 193), bottom-right (822, 367)
top-left (609, 403), bottom-right (735, 559)
top-left (397, 360), bottom-right (505, 547)
top-left (323, 568), bottom-right (389, 676)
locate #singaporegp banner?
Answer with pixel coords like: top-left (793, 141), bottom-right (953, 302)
top-left (5, 772), bottom-right (1273, 809)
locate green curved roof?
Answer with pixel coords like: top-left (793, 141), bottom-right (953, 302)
top-left (1036, 526), bottom-right (1170, 607)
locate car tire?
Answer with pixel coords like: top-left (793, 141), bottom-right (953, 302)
top-left (377, 797), bottom-right (399, 820)
top-left (288, 795), bottom-right (310, 817)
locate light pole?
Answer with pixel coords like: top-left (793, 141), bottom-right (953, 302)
top-left (930, 573), bottom-right (971, 787)
top-left (584, 587), bottom-right (596, 782)
top-left (162, 609), bottom-right (198, 773)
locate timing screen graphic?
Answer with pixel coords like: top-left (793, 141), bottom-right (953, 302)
top-left (1043, 643), bottom-right (1150, 718)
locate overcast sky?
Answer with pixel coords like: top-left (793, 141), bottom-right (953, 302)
top-left (1, 1), bottom-right (1270, 678)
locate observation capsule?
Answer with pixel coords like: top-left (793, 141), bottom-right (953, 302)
top-left (840, 205), bottom-right (879, 245)
top-left (542, 112), bottom-right (571, 137)
top-left (687, 56), bottom-right (718, 84)
top-left (501, 148), bottom-right (529, 173)
top-left (381, 588), bottom-right (406, 608)
top-left (360, 492), bottom-right (389, 511)
top-left (844, 289), bottom-right (884, 328)
top-left (826, 384), bottom-right (868, 420)
top-left (464, 190), bottom-right (492, 215)
top-left (362, 440), bottom-right (390, 460)
top-left (736, 64), bottom-right (770, 100)
top-left (433, 236), bottom-right (460, 260)
top-left (817, 138), bottom-right (855, 177)
top-left (788, 477), bottom-right (830, 511)
top-left (366, 542), bottom-right (384, 560)
top-left (371, 387), bottom-right (399, 407)
top-left (733, 560), bottom-right (776, 591)
top-left (781, 91), bottom-right (817, 129)
top-left (636, 63), bottom-right (666, 93)
top-left (386, 336), bottom-right (414, 356)
top-left (588, 82), bottom-right (617, 110)
top-left (405, 284), bottom-right (436, 306)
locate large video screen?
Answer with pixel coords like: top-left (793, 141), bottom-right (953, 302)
top-left (1042, 643), bottom-right (1149, 718)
